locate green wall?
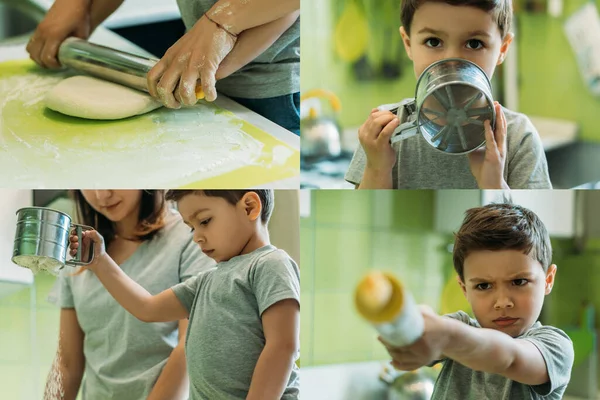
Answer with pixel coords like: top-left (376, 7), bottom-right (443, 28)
top-left (518, 0), bottom-right (600, 142)
top-left (300, 190), bottom-right (449, 367)
top-left (0, 274), bottom-right (60, 400)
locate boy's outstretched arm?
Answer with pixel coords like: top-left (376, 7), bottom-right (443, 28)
top-left (71, 231), bottom-right (189, 323)
top-left (382, 306), bottom-right (550, 386)
top-left (247, 299), bottom-right (300, 400)
top-left (440, 317), bottom-right (549, 384)
top-left (216, 11), bottom-right (300, 80)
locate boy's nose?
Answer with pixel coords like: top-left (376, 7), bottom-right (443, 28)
top-left (444, 49), bottom-right (466, 61)
top-left (494, 296), bottom-right (514, 309)
top-left (193, 233), bottom-right (205, 244)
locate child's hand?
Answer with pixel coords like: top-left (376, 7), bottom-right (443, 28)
top-left (468, 102), bottom-right (509, 189)
top-left (69, 230), bottom-right (107, 268)
top-left (379, 305), bottom-right (449, 371)
top-left (358, 109), bottom-right (399, 172)
top-left (147, 15), bottom-right (237, 108)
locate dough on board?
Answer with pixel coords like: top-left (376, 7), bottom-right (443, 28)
top-left (45, 75), bottom-right (162, 120)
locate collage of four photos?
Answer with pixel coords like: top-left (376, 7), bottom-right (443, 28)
top-left (1, 0), bottom-right (600, 399)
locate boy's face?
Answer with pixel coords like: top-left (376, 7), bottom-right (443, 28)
top-left (400, 2), bottom-right (513, 79)
top-left (177, 193), bottom-right (260, 263)
top-left (459, 250), bottom-right (557, 338)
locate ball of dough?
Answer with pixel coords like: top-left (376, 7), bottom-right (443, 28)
top-left (45, 75), bottom-right (162, 120)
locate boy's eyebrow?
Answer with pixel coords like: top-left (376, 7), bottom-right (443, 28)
top-left (416, 27), bottom-right (445, 36)
top-left (416, 28), bottom-right (491, 38)
top-left (469, 272), bottom-right (536, 283)
top-left (184, 208), bottom-right (210, 222)
top-left (466, 30), bottom-right (491, 38)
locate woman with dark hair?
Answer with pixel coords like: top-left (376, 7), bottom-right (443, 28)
top-left (46, 190), bottom-right (214, 400)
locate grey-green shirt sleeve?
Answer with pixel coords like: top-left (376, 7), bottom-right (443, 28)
top-left (505, 113), bottom-right (552, 189)
top-left (521, 326), bottom-right (574, 396)
top-left (345, 144), bottom-right (367, 187)
top-left (47, 268), bottom-right (75, 308)
top-left (251, 251), bottom-right (300, 316)
top-left (172, 273), bottom-right (202, 313)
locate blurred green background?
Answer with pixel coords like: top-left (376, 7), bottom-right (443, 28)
top-left (301, 0), bottom-right (600, 141)
top-left (300, 189), bottom-right (600, 375)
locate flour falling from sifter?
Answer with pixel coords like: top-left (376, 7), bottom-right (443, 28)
top-left (44, 342), bottom-right (65, 400)
top-left (12, 255), bottom-right (63, 276)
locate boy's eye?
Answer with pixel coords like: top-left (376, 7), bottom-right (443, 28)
top-left (466, 39), bottom-right (484, 50)
top-left (200, 218), bottom-right (211, 226)
top-left (475, 283), bottom-right (491, 290)
top-left (424, 38), bottom-right (442, 48)
top-left (513, 279), bottom-right (528, 286)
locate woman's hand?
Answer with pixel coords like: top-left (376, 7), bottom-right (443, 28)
top-left (147, 16), bottom-right (237, 108)
top-left (26, 0), bottom-right (92, 69)
top-left (69, 229), bottom-right (107, 268)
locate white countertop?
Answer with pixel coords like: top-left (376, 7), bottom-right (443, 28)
top-left (35, 0), bottom-right (182, 29)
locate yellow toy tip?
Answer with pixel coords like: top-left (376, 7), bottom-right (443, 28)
top-left (195, 84), bottom-right (205, 100)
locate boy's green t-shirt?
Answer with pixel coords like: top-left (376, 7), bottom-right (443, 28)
top-left (431, 311), bottom-right (574, 400)
top-left (345, 101), bottom-right (552, 189)
top-left (176, 0), bottom-right (300, 99)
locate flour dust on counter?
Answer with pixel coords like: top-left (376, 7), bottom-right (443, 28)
top-left (0, 60), bottom-right (298, 187)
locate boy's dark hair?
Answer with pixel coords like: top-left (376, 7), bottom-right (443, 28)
top-left (401, 0), bottom-right (513, 38)
top-left (453, 203), bottom-right (552, 282)
top-left (165, 190), bottom-right (275, 224)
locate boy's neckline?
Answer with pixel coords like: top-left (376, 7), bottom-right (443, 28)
top-left (218, 244), bottom-right (276, 265)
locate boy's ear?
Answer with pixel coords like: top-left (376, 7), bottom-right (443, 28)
top-left (544, 264), bottom-right (557, 295)
top-left (241, 192), bottom-right (262, 222)
top-left (497, 32), bottom-right (514, 65)
top-left (400, 26), bottom-right (413, 60)
top-left (457, 275), bottom-right (467, 297)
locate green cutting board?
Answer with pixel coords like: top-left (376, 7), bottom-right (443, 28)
top-left (0, 60), bottom-right (299, 188)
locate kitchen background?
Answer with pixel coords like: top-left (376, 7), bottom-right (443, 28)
top-left (300, 189), bottom-right (600, 399)
top-left (0, 189), bottom-right (300, 400)
top-left (300, 0), bottom-right (600, 189)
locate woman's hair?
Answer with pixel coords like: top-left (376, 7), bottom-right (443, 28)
top-left (69, 190), bottom-right (168, 274)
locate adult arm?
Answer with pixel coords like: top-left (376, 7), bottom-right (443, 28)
top-left (44, 309), bottom-right (85, 400)
top-left (147, 320), bottom-right (190, 400)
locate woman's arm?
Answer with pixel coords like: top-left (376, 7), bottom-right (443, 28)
top-left (247, 299), bottom-right (300, 400)
top-left (215, 11), bottom-right (300, 80)
top-left (44, 309), bottom-right (85, 400)
top-left (208, 0), bottom-right (300, 34)
top-left (147, 320), bottom-right (190, 400)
